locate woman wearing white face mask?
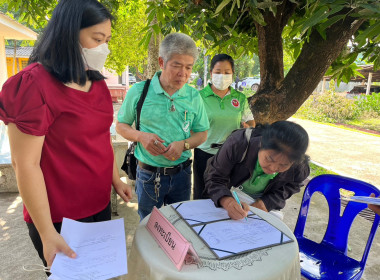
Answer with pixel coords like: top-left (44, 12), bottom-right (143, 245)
top-left (193, 54), bottom-right (255, 199)
top-left (0, 0), bottom-right (132, 272)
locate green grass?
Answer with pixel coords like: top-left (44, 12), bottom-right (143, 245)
top-left (293, 116), bottom-right (380, 138)
top-left (308, 163), bottom-right (358, 197)
top-left (309, 162), bottom-right (337, 178)
top-left (345, 118), bottom-right (380, 132)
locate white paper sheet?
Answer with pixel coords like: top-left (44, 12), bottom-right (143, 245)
top-left (172, 200), bottom-right (292, 259)
top-left (193, 215), bottom-right (292, 259)
top-left (172, 199), bottom-right (254, 225)
top-left (49, 218), bottom-right (127, 280)
top-left (341, 195), bottom-right (380, 205)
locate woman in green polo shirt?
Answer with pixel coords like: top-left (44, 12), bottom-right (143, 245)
top-left (193, 54), bottom-right (255, 199)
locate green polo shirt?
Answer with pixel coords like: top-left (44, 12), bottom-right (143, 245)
top-left (118, 71), bottom-right (209, 167)
top-left (198, 84), bottom-right (253, 154)
top-left (241, 160), bottom-right (278, 198)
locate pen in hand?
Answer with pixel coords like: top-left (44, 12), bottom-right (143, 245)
top-left (232, 190), bottom-right (248, 221)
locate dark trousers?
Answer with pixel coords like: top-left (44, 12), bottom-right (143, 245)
top-left (27, 203), bottom-right (111, 271)
top-left (193, 148), bottom-right (214, 199)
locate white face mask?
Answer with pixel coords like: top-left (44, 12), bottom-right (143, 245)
top-left (212, 74), bottom-right (233, 90)
top-left (81, 43), bottom-right (110, 72)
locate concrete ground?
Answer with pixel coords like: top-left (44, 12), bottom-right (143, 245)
top-left (291, 118), bottom-right (380, 188)
top-left (1, 184), bottom-right (380, 280)
top-left (1, 115), bottom-right (379, 280)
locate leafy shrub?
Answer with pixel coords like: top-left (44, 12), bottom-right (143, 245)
top-left (296, 93), bottom-right (358, 122)
top-left (296, 92), bottom-right (360, 123)
top-left (355, 92), bottom-right (380, 115)
top-left (315, 93), bottom-right (358, 121)
top-left (295, 91), bottom-right (380, 132)
top-left (294, 97), bottom-right (326, 121)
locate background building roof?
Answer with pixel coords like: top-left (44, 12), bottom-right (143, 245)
top-left (324, 65), bottom-right (380, 83)
top-left (5, 46), bottom-right (33, 58)
top-left (0, 12), bottom-right (37, 40)
top-left (351, 65), bottom-right (380, 82)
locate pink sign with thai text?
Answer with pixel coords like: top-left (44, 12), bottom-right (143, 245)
top-left (146, 207), bottom-right (198, 271)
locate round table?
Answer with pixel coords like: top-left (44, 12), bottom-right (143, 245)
top-left (126, 204), bottom-right (300, 280)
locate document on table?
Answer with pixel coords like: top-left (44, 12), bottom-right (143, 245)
top-left (172, 199), bottom-right (293, 259)
top-left (192, 215), bottom-right (292, 259)
top-left (341, 195), bottom-right (380, 205)
top-left (49, 218), bottom-right (127, 280)
top-left (172, 199), bottom-right (254, 226)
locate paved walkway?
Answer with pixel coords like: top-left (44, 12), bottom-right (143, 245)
top-left (291, 118), bottom-right (380, 188)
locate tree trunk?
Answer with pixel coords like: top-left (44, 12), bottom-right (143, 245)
top-left (251, 12), bottom-right (364, 124)
top-left (255, 15), bottom-right (284, 93)
top-left (145, 18), bottom-right (161, 79)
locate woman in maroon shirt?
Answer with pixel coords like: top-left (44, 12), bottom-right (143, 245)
top-left (0, 0), bottom-right (132, 270)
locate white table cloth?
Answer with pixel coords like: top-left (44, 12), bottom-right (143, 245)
top-left (126, 204), bottom-right (300, 280)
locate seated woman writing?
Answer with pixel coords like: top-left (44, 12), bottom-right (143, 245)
top-left (204, 121), bottom-right (310, 220)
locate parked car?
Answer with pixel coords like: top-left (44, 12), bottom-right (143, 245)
top-left (238, 77), bottom-right (261, 91)
top-left (129, 73), bottom-right (136, 84)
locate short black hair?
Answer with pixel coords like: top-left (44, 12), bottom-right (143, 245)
top-left (210, 54), bottom-right (235, 72)
top-left (259, 121), bottom-right (309, 163)
top-left (29, 0), bottom-right (113, 86)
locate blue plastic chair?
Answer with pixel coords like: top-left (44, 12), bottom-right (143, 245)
top-left (294, 174), bottom-right (380, 279)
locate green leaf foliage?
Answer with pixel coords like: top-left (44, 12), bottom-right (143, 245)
top-left (144, 0), bottom-right (379, 84)
top-left (105, 0), bottom-right (148, 75)
top-left (2, 0), bottom-right (380, 101)
top-left (0, 0), bottom-right (121, 28)
top-left (1, 0), bottom-right (148, 76)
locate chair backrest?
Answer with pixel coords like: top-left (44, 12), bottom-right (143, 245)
top-left (294, 174), bottom-right (380, 266)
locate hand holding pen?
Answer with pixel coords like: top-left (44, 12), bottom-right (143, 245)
top-left (220, 192), bottom-right (250, 220)
top-left (232, 191), bottom-right (248, 221)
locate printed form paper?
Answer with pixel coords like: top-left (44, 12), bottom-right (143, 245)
top-left (49, 218), bottom-right (127, 280)
top-left (342, 195), bottom-right (380, 205)
top-left (193, 215), bottom-right (292, 259)
top-left (172, 199), bottom-right (254, 225)
top-left (172, 199), bottom-right (292, 259)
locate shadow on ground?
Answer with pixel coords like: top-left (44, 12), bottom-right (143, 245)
top-left (1, 184), bottom-right (379, 280)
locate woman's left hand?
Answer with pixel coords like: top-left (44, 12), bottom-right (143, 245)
top-left (113, 180), bottom-right (133, 202)
top-left (251, 199), bottom-right (268, 212)
top-left (369, 193), bottom-right (380, 216)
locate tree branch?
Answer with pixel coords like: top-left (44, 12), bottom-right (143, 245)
top-left (251, 15), bottom-right (365, 124)
top-left (255, 11), bottom-right (284, 92)
top-left (279, 0), bottom-right (297, 29)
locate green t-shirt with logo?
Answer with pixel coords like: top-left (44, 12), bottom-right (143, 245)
top-left (117, 72), bottom-right (210, 167)
top-left (241, 160), bottom-right (278, 196)
top-left (198, 84), bottom-right (253, 154)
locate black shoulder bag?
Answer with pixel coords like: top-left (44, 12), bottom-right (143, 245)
top-left (121, 79), bottom-right (151, 180)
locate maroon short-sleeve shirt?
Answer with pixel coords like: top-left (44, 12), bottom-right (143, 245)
top-left (0, 63), bottom-right (114, 223)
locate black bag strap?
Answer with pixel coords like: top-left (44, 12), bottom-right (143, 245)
top-left (135, 79), bottom-right (151, 131)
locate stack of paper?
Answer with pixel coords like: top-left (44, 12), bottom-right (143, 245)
top-left (49, 218), bottom-right (127, 280)
top-left (172, 199), bottom-right (293, 259)
top-left (341, 195), bottom-right (380, 205)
